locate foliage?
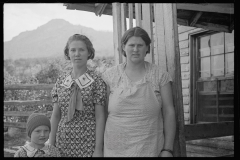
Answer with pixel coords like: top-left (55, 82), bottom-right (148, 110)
top-left (35, 63), bottom-right (61, 84)
top-left (4, 56), bottom-right (115, 123)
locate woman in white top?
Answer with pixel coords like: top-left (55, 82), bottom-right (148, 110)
top-left (102, 27), bottom-right (176, 157)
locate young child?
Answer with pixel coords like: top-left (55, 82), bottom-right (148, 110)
top-left (14, 112), bottom-right (61, 157)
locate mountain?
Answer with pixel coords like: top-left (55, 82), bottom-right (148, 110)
top-left (4, 19), bottom-right (114, 60)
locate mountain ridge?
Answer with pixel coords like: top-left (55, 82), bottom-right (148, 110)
top-left (4, 19), bottom-right (114, 60)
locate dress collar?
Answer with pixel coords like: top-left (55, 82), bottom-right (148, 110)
top-left (61, 69), bottom-right (94, 89)
top-left (120, 61), bottom-right (151, 85)
top-left (23, 143), bottom-right (49, 157)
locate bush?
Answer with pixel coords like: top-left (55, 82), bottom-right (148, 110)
top-left (35, 63), bottom-right (61, 84)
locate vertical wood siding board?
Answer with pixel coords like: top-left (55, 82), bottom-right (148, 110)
top-left (163, 3), bottom-right (186, 157)
top-left (142, 3), bottom-right (153, 63)
top-left (173, 3), bottom-right (187, 157)
top-left (163, 4), bottom-right (174, 75)
top-left (135, 3), bottom-right (142, 27)
top-left (121, 3), bottom-right (127, 63)
top-left (154, 3), bottom-right (166, 70)
top-left (112, 3), bottom-right (122, 64)
top-left (128, 3), bottom-right (133, 28)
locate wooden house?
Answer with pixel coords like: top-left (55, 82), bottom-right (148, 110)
top-left (3, 3), bottom-right (235, 157)
top-left (63, 3), bottom-right (235, 157)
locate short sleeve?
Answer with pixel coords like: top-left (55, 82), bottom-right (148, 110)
top-left (101, 65), bottom-right (119, 88)
top-left (14, 147), bottom-right (26, 157)
top-left (93, 76), bottom-right (107, 106)
top-left (101, 68), bottom-right (111, 86)
top-left (159, 71), bottom-right (173, 87)
top-left (14, 149), bottom-right (21, 157)
top-left (51, 77), bottom-right (60, 103)
top-left (48, 144), bottom-right (61, 157)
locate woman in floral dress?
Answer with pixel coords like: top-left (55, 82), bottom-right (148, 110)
top-left (49, 34), bottom-right (106, 157)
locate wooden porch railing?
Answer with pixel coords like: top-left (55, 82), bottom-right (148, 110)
top-left (4, 84), bottom-right (54, 129)
top-left (4, 84), bottom-right (234, 156)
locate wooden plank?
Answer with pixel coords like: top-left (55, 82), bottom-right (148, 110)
top-left (203, 114), bottom-right (234, 118)
top-left (4, 111), bottom-right (34, 117)
top-left (121, 3), bottom-right (127, 35)
top-left (153, 3), bottom-right (166, 70)
top-left (186, 137), bottom-right (234, 150)
top-left (94, 3), bottom-right (107, 16)
top-left (4, 100), bottom-right (52, 106)
top-left (179, 32), bottom-right (189, 41)
top-left (112, 3), bottom-right (122, 64)
top-left (219, 154), bottom-right (234, 157)
top-left (4, 122), bottom-right (26, 129)
top-left (203, 105), bottom-right (234, 109)
top-left (4, 84), bottom-right (54, 90)
top-left (142, 3), bottom-right (154, 64)
top-left (189, 12), bottom-right (203, 27)
top-left (179, 40), bottom-right (189, 49)
top-left (163, 3), bottom-right (186, 157)
top-left (184, 122), bottom-right (234, 141)
top-left (177, 18), bottom-right (189, 26)
top-left (178, 25), bottom-right (196, 34)
top-left (65, 3), bottom-right (113, 16)
top-left (176, 3), bottom-right (234, 14)
top-left (194, 22), bottom-right (229, 33)
top-left (186, 143), bottom-right (234, 157)
top-left (135, 3), bottom-right (142, 27)
top-left (128, 3), bottom-right (133, 28)
top-left (121, 3), bottom-right (127, 63)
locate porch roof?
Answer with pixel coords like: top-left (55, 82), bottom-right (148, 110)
top-left (63, 3), bottom-right (234, 33)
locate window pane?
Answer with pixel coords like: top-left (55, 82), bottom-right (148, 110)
top-left (200, 57), bottom-right (210, 78)
top-left (219, 94), bottom-right (234, 122)
top-left (199, 36), bottom-right (210, 57)
top-left (225, 52), bottom-right (234, 75)
top-left (197, 95), bottom-right (217, 122)
top-left (198, 81), bottom-right (217, 92)
top-left (211, 33), bottom-right (224, 55)
top-left (225, 30), bottom-right (234, 53)
top-left (219, 79), bottom-right (234, 92)
top-left (211, 55), bottom-right (224, 76)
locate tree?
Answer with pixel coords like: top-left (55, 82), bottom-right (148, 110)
top-left (35, 62), bottom-right (61, 84)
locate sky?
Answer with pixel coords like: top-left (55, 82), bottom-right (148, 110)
top-left (3, 3), bottom-right (114, 42)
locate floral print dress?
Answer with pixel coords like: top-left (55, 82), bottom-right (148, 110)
top-left (51, 69), bottom-right (107, 157)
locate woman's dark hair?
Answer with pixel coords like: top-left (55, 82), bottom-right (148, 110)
top-left (64, 34), bottom-right (95, 60)
top-left (121, 27), bottom-right (151, 57)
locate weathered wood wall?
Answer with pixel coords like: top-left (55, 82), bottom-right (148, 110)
top-left (177, 25), bottom-right (205, 124)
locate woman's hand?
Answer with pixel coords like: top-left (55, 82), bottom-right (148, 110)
top-left (159, 151), bottom-right (173, 157)
top-left (92, 148), bottom-right (103, 157)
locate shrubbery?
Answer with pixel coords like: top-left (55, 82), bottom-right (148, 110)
top-left (4, 56), bottom-right (115, 123)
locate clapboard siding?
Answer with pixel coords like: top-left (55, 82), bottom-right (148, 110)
top-left (177, 25), bottom-right (196, 124)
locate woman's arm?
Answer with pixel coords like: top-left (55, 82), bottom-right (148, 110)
top-left (49, 103), bottom-right (61, 146)
top-left (92, 104), bottom-right (105, 157)
top-left (160, 82), bottom-right (176, 157)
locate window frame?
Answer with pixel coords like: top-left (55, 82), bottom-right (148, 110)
top-left (189, 30), bottom-right (234, 124)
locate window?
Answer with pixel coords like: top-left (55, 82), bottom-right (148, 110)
top-left (193, 31), bottom-right (234, 123)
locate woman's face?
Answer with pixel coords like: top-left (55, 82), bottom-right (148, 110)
top-left (69, 40), bottom-right (90, 67)
top-left (123, 36), bottom-right (148, 64)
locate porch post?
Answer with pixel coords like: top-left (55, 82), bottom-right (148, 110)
top-left (112, 3), bottom-right (122, 65)
top-left (162, 3), bottom-right (187, 157)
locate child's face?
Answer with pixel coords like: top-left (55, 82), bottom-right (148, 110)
top-left (30, 125), bottom-right (50, 146)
